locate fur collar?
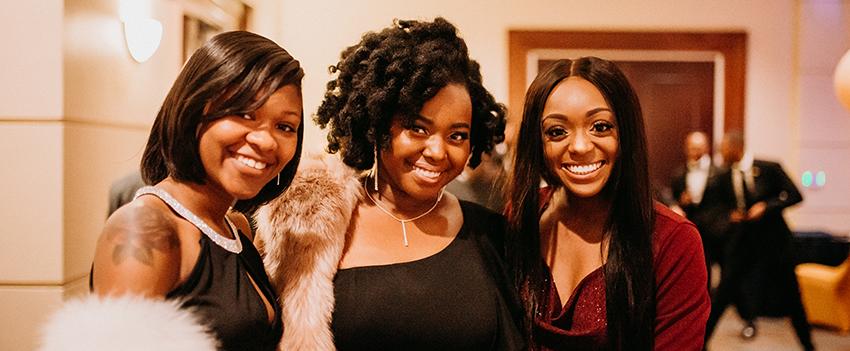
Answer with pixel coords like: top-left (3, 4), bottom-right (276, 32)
top-left (254, 153), bottom-right (362, 351)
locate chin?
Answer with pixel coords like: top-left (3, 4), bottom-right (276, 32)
top-left (227, 185), bottom-right (265, 201)
top-left (566, 191), bottom-right (598, 199)
top-left (404, 183), bottom-right (444, 201)
top-left (563, 184), bottom-right (605, 199)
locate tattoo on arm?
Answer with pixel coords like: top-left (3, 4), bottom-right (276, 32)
top-left (107, 208), bottom-right (180, 266)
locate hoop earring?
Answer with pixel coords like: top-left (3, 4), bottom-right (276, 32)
top-left (276, 173), bottom-right (281, 186)
top-left (372, 144), bottom-right (379, 191)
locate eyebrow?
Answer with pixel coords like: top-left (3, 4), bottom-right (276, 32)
top-left (273, 109), bottom-right (301, 120)
top-left (585, 107), bottom-right (613, 117)
top-left (415, 114), bottom-right (471, 129)
top-left (542, 107), bottom-right (613, 121)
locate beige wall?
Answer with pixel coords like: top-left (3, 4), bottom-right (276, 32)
top-left (3, 0), bottom-right (188, 349)
top-left (0, 1), bottom-right (66, 349)
top-left (1, 0), bottom-right (849, 350)
top-left (793, 0), bottom-right (850, 233)
top-left (0, 1), bottom-right (64, 119)
top-left (60, 0), bottom-right (184, 285)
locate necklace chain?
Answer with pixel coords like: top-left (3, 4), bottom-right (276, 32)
top-left (362, 178), bottom-right (444, 247)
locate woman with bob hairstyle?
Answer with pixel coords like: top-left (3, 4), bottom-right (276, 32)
top-left (254, 17), bottom-right (524, 350)
top-left (86, 31), bottom-right (304, 351)
top-left (505, 57), bottom-right (709, 350)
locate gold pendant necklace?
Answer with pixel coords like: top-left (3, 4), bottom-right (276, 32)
top-left (362, 178), bottom-right (444, 247)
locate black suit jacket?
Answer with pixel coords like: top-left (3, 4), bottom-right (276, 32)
top-left (700, 160), bottom-right (803, 243)
top-left (670, 163), bottom-right (729, 241)
top-left (737, 160), bottom-right (805, 314)
top-left (742, 159), bottom-right (803, 253)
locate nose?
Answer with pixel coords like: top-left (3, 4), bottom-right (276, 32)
top-left (246, 128), bottom-right (277, 152)
top-left (422, 136), bottom-right (446, 161)
top-left (568, 131), bottom-right (593, 155)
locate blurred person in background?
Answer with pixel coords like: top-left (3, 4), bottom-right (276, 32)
top-left (704, 131), bottom-right (814, 351)
top-left (107, 170), bottom-right (145, 216)
top-left (669, 131), bottom-right (727, 291)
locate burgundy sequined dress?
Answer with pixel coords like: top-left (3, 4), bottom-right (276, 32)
top-left (534, 201), bottom-right (710, 351)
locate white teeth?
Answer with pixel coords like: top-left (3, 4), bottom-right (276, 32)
top-left (413, 166), bottom-right (442, 179)
top-left (237, 155), bottom-right (267, 170)
top-left (564, 161), bottom-right (603, 175)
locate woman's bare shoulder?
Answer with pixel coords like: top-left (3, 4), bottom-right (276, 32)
top-left (92, 196), bottom-right (183, 297)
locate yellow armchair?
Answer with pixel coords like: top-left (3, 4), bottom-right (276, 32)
top-left (796, 257), bottom-right (850, 333)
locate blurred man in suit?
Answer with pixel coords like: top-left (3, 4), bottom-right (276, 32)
top-left (670, 131), bottom-right (724, 289)
top-left (704, 131), bottom-right (814, 350)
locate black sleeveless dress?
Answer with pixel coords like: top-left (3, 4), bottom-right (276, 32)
top-left (330, 201), bottom-right (524, 350)
top-left (166, 233), bottom-right (283, 351)
top-left (91, 191), bottom-right (283, 351)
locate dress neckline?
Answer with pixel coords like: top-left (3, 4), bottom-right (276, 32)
top-left (134, 186), bottom-right (243, 254)
top-left (546, 264), bottom-right (604, 318)
top-left (337, 201), bottom-right (472, 272)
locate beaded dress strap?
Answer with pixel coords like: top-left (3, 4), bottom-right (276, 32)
top-left (134, 186), bottom-right (243, 254)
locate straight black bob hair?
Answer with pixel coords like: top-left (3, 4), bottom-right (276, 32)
top-left (141, 30), bottom-right (305, 214)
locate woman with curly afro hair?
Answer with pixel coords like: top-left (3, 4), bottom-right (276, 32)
top-left (254, 17), bottom-right (524, 350)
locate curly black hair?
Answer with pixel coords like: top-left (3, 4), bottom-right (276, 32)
top-left (315, 17), bottom-right (505, 170)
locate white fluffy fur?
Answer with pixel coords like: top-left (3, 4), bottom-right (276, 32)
top-left (255, 153), bottom-right (362, 351)
top-left (39, 295), bottom-right (218, 351)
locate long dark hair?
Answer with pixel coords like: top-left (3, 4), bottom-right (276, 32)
top-left (140, 31), bottom-right (305, 214)
top-left (505, 57), bottom-right (656, 349)
top-left (314, 17), bottom-right (505, 171)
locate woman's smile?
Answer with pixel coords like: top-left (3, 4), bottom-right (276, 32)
top-left (235, 154), bottom-right (270, 171)
top-left (562, 160), bottom-right (606, 176)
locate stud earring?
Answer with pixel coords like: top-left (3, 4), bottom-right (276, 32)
top-left (276, 173), bottom-right (280, 186)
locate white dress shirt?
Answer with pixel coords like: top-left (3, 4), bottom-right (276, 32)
top-left (686, 154), bottom-right (712, 205)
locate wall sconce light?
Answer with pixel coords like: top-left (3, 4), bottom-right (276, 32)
top-left (835, 49), bottom-right (850, 112)
top-left (123, 18), bottom-right (162, 63)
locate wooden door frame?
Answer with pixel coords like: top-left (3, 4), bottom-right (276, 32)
top-left (508, 31), bottom-right (747, 133)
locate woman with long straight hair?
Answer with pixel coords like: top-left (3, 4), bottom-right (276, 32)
top-left (505, 57), bottom-right (709, 350)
